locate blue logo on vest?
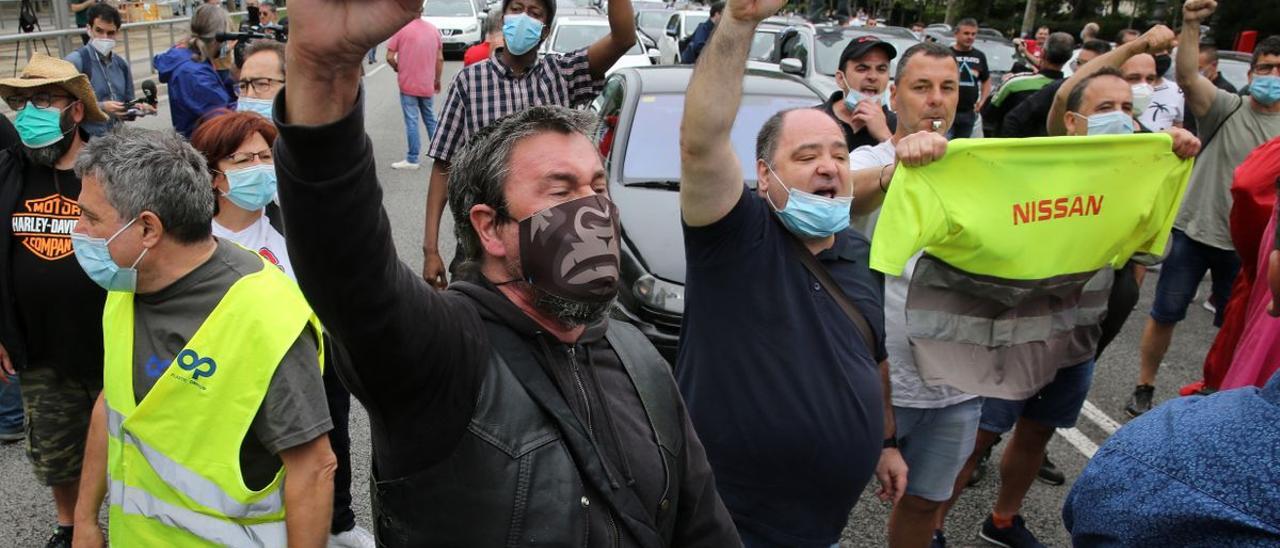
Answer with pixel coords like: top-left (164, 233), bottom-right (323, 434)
top-left (143, 355), bottom-right (167, 379)
top-left (176, 349), bottom-right (217, 380)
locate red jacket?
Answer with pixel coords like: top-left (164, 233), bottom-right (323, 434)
top-left (463, 43), bottom-right (491, 66)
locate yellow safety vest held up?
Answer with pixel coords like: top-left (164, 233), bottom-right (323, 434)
top-left (102, 260), bottom-right (321, 547)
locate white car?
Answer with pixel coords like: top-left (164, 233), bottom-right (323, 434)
top-left (540, 16), bottom-right (659, 74)
top-left (657, 9), bottom-right (710, 64)
top-left (423, 0), bottom-right (483, 58)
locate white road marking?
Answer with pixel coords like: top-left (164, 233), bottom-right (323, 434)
top-left (365, 63), bottom-right (390, 78)
top-left (1079, 400), bottom-right (1122, 435)
top-left (1056, 427), bottom-right (1100, 459)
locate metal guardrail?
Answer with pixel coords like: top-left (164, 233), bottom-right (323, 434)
top-left (0, 8), bottom-right (281, 79)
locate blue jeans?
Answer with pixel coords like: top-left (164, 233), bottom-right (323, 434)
top-left (980, 359), bottom-right (1097, 433)
top-left (367, 48), bottom-right (378, 63)
top-left (1151, 229), bottom-right (1241, 326)
top-left (0, 375), bottom-right (22, 434)
top-left (894, 398), bottom-right (983, 501)
top-left (400, 93), bottom-right (438, 164)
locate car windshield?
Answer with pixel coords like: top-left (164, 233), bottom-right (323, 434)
top-left (975, 40), bottom-right (1016, 73)
top-left (750, 30), bottom-right (776, 60)
top-left (683, 14), bottom-right (708, 38)
top-left (553, 24), bottom-right (643, 53)
top-left (1219, 58), bottom-right (1250, 91)
top-left (622, 93), bottom-right (818, 184)
top-left (424, 0), bottom-right (474, 17)
top-left (637, 11), bottom-right (670, 33)
top-left (814, 32), bottom-right (920, 77)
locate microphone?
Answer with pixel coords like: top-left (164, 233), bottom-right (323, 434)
top-left (141, 80), bottom-right (158, 106)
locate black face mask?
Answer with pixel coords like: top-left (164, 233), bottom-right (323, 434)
top-left (514, 194), bottom-right (621, 325)
top-left (1154, 54), bottom-right (1173, 78)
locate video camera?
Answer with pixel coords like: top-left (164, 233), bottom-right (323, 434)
top-left (222, 7), bottom-right (289, 70)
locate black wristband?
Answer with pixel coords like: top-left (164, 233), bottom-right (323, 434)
top-left (883, 437), bottom-right (898, 449)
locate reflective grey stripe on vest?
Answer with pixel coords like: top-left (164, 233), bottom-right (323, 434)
top-left (110, 480), bottom-right (286, 547)
top-left (904, 255), bottom-right (1113, 399)
top-left (106, 406), bottom-right (124, 439)
top-left (105, 401), bottom-right (283, 519)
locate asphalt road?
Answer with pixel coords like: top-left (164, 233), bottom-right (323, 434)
top-left (0, 52), bottom-right (1222, 547)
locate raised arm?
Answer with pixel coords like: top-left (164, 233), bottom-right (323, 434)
top-left (586, 0), bottom-right (637, 79)
top-left (276, 0), bottom-right (480, 408)
top-left (679, 0), bottom-right (783, 227)
top-left (1176, 0), bottom-right (1221, 118)
top-left (1048, 25), bottom-right (1175, 136)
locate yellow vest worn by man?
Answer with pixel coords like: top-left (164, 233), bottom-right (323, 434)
top-left (871, 134), bottom-right (1193, 399)
top-left (102, 259), bottom-right (321, 547)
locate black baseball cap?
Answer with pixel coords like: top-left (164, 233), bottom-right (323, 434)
top-left (501, 0), bottom-right (556, 26)
top-left (838, 35), bottom-right (898, 70)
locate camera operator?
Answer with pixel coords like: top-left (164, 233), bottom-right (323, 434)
top-left (66, 4), bottom-right (156, 136)
top-left (154, 4), bottom-right (237, 138)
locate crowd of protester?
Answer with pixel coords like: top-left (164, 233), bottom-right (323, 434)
top-left (0, 0), bottom-right (1277, 547)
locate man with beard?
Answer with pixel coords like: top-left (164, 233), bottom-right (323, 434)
top-left (0, 53), bottom-right (109, 548)
top-left (269, 1), bottom-right (741, 546)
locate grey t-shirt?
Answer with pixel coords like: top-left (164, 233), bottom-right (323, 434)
top-left (131, 239), bottom-right (332, 490)
top-left (850, 140), bottom-right (976, 409)
top-left (1173, 90), bottom-right (1280, 250)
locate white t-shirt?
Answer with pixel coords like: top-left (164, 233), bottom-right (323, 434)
top-left (850, 139), bottom-right (977, 409)
top-left (1138, 79), bottom-right (1184, 132)
top-left (212, 215), bottom-right (295, 281)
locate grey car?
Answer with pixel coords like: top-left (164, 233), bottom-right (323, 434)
top-left (588, 66), bottom-right (825, 359)
top-left (765, 25), bottom-right (922, 98)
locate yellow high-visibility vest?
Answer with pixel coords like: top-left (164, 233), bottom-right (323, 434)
top-left (102, 258), bottom-right (321, 547)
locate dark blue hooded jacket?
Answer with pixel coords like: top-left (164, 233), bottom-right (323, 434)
top-left (154, 45), bottom-right (236, 138)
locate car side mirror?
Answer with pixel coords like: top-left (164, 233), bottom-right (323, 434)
top-left (666, 27), bottom-right (679, 38)
top-left (648, 48), bottom-right (660, 62)
top-left (780, 57), bottom-right (804, 74)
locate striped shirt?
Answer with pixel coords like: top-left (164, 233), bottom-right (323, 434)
top-left (426, 48), bottom-right (603, 163)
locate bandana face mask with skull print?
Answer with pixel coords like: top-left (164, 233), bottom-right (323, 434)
top-left (515, 194), bottom-right (621, 326)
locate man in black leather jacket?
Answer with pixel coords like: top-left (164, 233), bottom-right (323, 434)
top-left (271, 1), bottom-right (741, 546)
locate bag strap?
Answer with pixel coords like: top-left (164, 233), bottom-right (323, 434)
top-left (779, 220), bottom-right (877, 353)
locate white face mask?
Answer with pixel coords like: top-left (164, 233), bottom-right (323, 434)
top-left (1131, 83), bottom-right (1154, 116)
top-left (90, 38), bottom-right (115, 57)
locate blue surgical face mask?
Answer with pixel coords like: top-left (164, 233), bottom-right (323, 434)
top-left (236, 97), bottom-right (274, 119)
top-left (1250, 75), bottom-right (1280, 106)
top-left (1074, 110), bottom-right (1134, 136)
top-left (221, 163), bottom-right (277, 211)
top-left (503, 13), bottom-right (544, 56)
top-left (765, 165), bottom-right (852, 238)
top-left (838, 73), bottom-right (882, 111)
top-left (16, 103), bottom-right (71, 149)
top-left (71, 218), bottom-right (147, 292)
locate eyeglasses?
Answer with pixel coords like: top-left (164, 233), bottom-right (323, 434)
top-left (224, 150), bottom-right (273, 164)
top-left (3, 92), bottom-right (74, 111)
top-left (236, 77), bottom-right (285, 95)
top-left (1254, 64), bottom-right (1277, 76)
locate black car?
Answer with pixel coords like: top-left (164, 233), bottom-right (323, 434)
top-left (588, 66), bottom-right (826, 359)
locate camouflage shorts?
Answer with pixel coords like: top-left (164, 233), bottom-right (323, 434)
top-left (20, 366), bottom-right (100, 486)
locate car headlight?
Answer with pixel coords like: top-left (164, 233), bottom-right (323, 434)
top-left (633, 274), bottom-right (684, 315)
top-left (464, 24), bottom-right (478, 33)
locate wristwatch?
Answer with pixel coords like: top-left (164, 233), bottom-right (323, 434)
top-left (882, 437), bottom-right (899, 449)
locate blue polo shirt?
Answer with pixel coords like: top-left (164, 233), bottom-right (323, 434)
top-left (1064, 370), bottom-right (1280, 545)
top-left (676, 185), bottom-right (886, 547)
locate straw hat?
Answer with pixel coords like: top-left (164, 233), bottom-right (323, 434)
top-left (0, 53), bottom-right (109, 122)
